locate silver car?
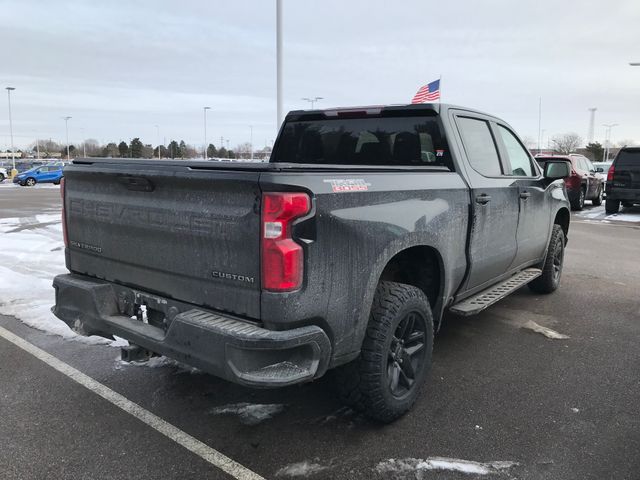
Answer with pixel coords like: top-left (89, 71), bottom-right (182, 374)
top-left (593, 161), bottom-right (612, 197)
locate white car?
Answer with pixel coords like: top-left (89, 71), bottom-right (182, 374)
top-left (593, 161), bottom-right (612, 197)
top-left (0, 167), bottom-right (7, 182)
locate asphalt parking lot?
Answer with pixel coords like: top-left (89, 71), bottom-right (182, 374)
top-left (1, 186), bottom-right (639, 479)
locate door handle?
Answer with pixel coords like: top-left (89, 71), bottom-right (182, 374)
top-left (475, 194), bottom-right (491, 204)
top-left (520, 191), bottom-right (531, 199)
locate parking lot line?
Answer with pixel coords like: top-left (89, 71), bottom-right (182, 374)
top-left (0, 325), bottom-right (265, 480)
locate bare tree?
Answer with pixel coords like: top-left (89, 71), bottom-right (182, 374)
top-left (616, 139), bottom-right (638, 148)
top-left (234, 142), bottom-right (252, 159)
top-left (552, 133), bottom-right (583, 154)
top-left (521, 136), bottom-right (537, 150)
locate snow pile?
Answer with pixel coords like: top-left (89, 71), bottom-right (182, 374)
top-left (0, 214), bottom-right (119, 346)
top-left (521, 320), bottom-right (570, 339)
top-left (492, 307), bottom-right (570, 340)
top-left (118, 355), bottom-right (199, 373)
top-left (209, 402), bottom-right (286, 425)
top-left (275, 460), bottom-right (328, 478)
top-left (376, 457), bottom-right (518, 476)
top-left (576, 205), bottom-right (640, 223)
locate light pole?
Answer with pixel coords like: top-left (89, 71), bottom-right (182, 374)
top-left (249, 125), bottom-right (253, 160)
top-left (155, 125), bottom-right (160, 159)
top-left (302, 96), bottom-right (323, 109)
top-left (80, 128), bottom-right (86, 157)
top-left (63, 116), bottom-right (72, 160)
top-left (602, 123), bottom-right (618, 161)
top-left (203, 106), bottom-right (211, 159)
top-left (5, 87), bottom-right (16, 174)
top-left (537, 97), bottom-right (542, 154)
top-left (276, 0), bottom-right (283, 128)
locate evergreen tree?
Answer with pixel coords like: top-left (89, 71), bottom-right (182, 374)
top-left (118, 141), bottom-right (129, 158)
top-left (207, 143), bottom-right (217, 158)
top-left (130, 138), bottom-right (144, 158)
top-left (585, 142), bottom-right (604, 162)
top-left (167, 140), bottom-right (179, 159)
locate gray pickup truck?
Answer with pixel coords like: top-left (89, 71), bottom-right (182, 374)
top-left (53, 103), bottom-right (571, 422)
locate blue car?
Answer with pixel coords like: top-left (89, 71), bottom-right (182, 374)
top-left (13, 164), bottom-right (64, 186)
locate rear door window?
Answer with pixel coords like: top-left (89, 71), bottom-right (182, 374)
top-left (616, 150), bottom-right (640, 168)
top-left (456, 117), bottom-right (502, 177)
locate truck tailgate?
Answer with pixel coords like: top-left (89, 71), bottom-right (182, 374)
top-left (63, 163), bottom-right (262, 319)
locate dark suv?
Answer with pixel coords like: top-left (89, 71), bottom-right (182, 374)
top-left (536, 154), bottom-right (603, 210)
top-left (605, 147), bottom-right (640, 214)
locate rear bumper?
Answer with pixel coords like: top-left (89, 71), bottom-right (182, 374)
top-left (52, 274), bottom-right (331, 388)
top-left (606, 186), bottom-right (640, 202)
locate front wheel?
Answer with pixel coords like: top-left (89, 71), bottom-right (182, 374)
top-left (333, 281), bottom-right (434, 423)
top-left (25, 177), bottom-right (36, 187)
top-left (592, 187), bottom-right (603, 206)
top-left (0, 173), bottom-right (5, 183)
top-left (529, 224), bottom-right (565, 294)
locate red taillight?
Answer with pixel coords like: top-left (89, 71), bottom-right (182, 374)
top-left (607, 164), bottom-right (615, 182)
top-left (565, 171), bottom-right (580, 189)
top-left (261, 192), bottom-right (310, 292)
top-left (60, 177), bottom-right (68, 247)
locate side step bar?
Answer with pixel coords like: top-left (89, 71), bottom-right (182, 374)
top-left (449, 268), bottom-right (542, 316)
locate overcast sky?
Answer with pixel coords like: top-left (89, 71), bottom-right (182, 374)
top-left (1, 0), bottom-right (639, 152)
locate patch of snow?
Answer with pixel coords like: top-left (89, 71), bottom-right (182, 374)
top-left (119, 355), bottom-right (198, 373)
top-left (0, 214), bottom-right (121, 346)
top-left (275, 460), bottom-right (328, 477)
top-left (376, 457), bottom-right (518, 476)
top-left (492, 308), bottom-right (569, 340)
top-left (604, 212), bottom-right (640, 223)
top-left (209, 402), bottom-right (286, 425)
top-left (521, 320), bottom-right (569, 339)
top-left (576, 205), bottom-right (640, 224)
top-left (571, 407), bottom-right (580, 413)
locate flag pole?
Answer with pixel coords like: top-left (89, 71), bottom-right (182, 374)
top-left (439, 74), bottom-right (442, 103)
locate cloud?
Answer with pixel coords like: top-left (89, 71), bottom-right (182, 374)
top-left (1, 0), bottom-right (638, 149)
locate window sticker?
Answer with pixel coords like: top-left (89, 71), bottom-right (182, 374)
top-left (323, 179), bottom-right (371, 192)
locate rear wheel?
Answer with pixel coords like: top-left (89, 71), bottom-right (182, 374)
top-left (529, 224), bottom-right (565, 294)
top-left (333, 281), bottom-right (434, 423)
top-left (622, 201), bottom-right (634, 208)
top-left (592, 187), bottom-right (603, 206)
top-left (570, 188), bottom-right (585, 210)
top-left (0, 173), bottom-right (5, 183)
top-left (605, 198), bottom-right (620, 214)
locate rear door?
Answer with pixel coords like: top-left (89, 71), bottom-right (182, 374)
top-left (64, 162), bottom-right (262, 318)
top-left (41, 166), bottom-right (57, 183)
top-left (581, 157), bottom-right (599, 197)
top-left (452, 113), bottom-right (519, 291)
top-left (493, 123), bottom-right (550, 267)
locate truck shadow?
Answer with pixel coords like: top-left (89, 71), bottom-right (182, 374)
top-left (136, 295), bottom-right (529, 434)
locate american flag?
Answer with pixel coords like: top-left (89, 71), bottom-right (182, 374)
top-left (411, 79), bottom-right (441, 103)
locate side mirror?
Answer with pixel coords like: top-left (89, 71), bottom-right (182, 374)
top-left (595, 167), bottom-right (604, 173)
top-left (544, 160), bottom-right (571, 180)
